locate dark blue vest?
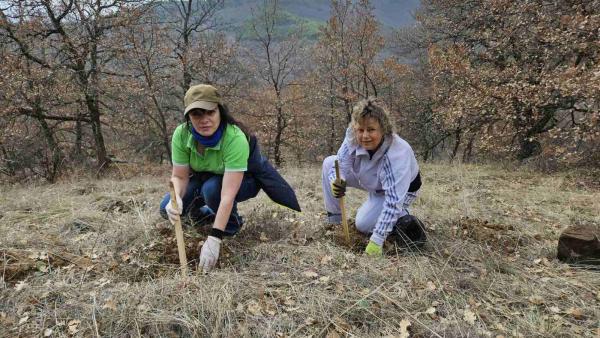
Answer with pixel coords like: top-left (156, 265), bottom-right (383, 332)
top-left (247, 136), bottom-right (301, 212)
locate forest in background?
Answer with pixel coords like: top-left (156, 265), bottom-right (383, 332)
top-left (0, 0), bottom-right (598, 182)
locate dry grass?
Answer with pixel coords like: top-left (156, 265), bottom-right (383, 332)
top-left (1, 163), bottom-right (599, 337)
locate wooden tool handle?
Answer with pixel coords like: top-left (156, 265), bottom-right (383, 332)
top-left (334, 160), bottom-right (350, 245)
top-left (169, 181), bottom-right (188, 276)
top-left (334, 159), bottom-right (341, 182)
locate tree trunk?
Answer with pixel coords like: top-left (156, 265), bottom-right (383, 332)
top-left (0, 145), bottom-right (16, 177)
top-left (85, 92), bottom-right (110, 170)
top-left (86, 37), bottom-right (111, 171)
top-left (329, 78), bottom-right (336, 154)
top-left (179, 0), bottom-right (193, 94)
top-left (182, 55), bottom-right (192, 93)
top-left (518, 109), bottom-right (555, 160)
top-left (463, 134), bottom-right (475, 163)
top-left (73, 114), bottom-right (83, 161)
top-left (343, 91), bottom-right (351, 123)
top-left (450, 129), bottom-right (462, 162)
top-left (150, 92), bottom-right (172, 163)
top-left (273, 105), bottom-right (284, 167)
top-left (35, 113), bottom-right (62, 182)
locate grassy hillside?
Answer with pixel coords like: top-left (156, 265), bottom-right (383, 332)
top-left (236, 9), bottom-right (324, 41)
top-left (1, 163), bottom-right (599, 336)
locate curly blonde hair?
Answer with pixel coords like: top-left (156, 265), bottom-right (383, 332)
top-left (350, 97), bottom-right (396, 137)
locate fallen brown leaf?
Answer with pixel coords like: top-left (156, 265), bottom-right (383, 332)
top-left (528, 296), bottom-right (544, 305)
top-left (326, 330), bottom-right (341, 338)
top-left (15, 281), bottom-right (27, 291)
top-left (566, 307), bottom-right (584, 319)
top-left (320, 255), bottom-right (333, 265)
top-left (302, 270), bottom-right (318, 278)
top-left (399, 318), bottom-right (411, 338)
top-left (18, 316), bottom-right (29, 326)
top-left (102, 299), bottom-right (117, 311)
top-left (319, 276), bottom-right (331, 283)
top-left (464, 309), bottom-right (476, 325)
top-left (68, 320), bottom-right (80, 334)
top-left (425, 307), bottom-right (436, 315)
top-left (247, 301), bottom-right (262, 316)
top-left (548, 306), bottom-right (560, 314)
top-left (304, 317), bottom-right (316, 325)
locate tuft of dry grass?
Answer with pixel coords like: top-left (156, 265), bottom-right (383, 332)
top-left (1, 163), bottom-right (599, 337)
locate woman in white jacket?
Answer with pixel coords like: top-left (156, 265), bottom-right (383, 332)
top-left (322, 97), bottom-right (425, 256)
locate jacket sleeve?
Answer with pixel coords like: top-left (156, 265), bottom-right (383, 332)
top-left (328, 127), bottom-right (354, 183)
top-left (369, 148), bottom-right (414, 246)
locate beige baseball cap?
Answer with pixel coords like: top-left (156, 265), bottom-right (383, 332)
top-left (184, 84), bottom-right (222, 115)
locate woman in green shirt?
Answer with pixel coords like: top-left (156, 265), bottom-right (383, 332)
top-left (160, 84), bottom-right (260, 272)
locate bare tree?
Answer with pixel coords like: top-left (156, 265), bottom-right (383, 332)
top-left (166, 0), bottom-right (224, 96)
top-left (247, 0), bottom-right (306, 166)
top-left (317, 0), bottom-right (354, 123)
top-left (120, 14), bottom-right (175, 162)
top-left (349, 0), bottom-right (384, 98)
top-left (311, 0), bottom-right (384, 154)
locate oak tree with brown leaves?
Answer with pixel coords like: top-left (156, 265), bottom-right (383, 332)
top-left (417, 0), bottom-right (600, 165)
top-left (0, 0), bottom-right (151, 172)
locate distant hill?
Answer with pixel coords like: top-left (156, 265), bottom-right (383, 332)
top-left (220, 0), bottom-right (419, 27)
top-left (157, 0), bottom-right (420, 40)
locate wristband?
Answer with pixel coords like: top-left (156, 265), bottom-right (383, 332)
top-left (210, 228), bottom-right (226, 240)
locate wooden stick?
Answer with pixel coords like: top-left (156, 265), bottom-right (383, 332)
top-left (169, 181), bottom-right (188, 276)
top-left (334, 160), bottom-right (350, 245)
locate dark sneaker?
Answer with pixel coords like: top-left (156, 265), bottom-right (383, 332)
top-left (392, 215), bottom-right (427, 248)
top-left (188, 205), bottom-right (216, 226)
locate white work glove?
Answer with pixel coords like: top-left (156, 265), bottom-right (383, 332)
top-left (199, 236), bottom-right (222, 272)
top-left (166, 194), bottom-right (183, 225)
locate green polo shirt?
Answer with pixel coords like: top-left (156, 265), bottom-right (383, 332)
top-left (171, 123), bottom-right (249, 173)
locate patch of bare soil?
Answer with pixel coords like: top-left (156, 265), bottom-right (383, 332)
top-left (114, 211), bottom-right (295, 277)
top-left (320, 218), bottom-right (432, 256)
top-left (2, 248), bottom-right (97, 284)
top-left (452, 216), bottom-right (533, 254)
top-left (100, 198), bottom-right (146, 213)
top-left (0, 214), bottom-right (292, 287)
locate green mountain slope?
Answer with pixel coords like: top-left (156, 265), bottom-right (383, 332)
top-left (157, 0), bottom-right (420, 40)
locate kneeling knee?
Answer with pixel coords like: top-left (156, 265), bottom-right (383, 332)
top-left (355, 218), bottom-right (374, 234)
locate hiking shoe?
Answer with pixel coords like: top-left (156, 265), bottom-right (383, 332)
top-left (326, 212), bottom-right (342, 225)
top-left (392, 215), bottom-right (427, 248)
top-left (188, 205), bottom-right (216, 226)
